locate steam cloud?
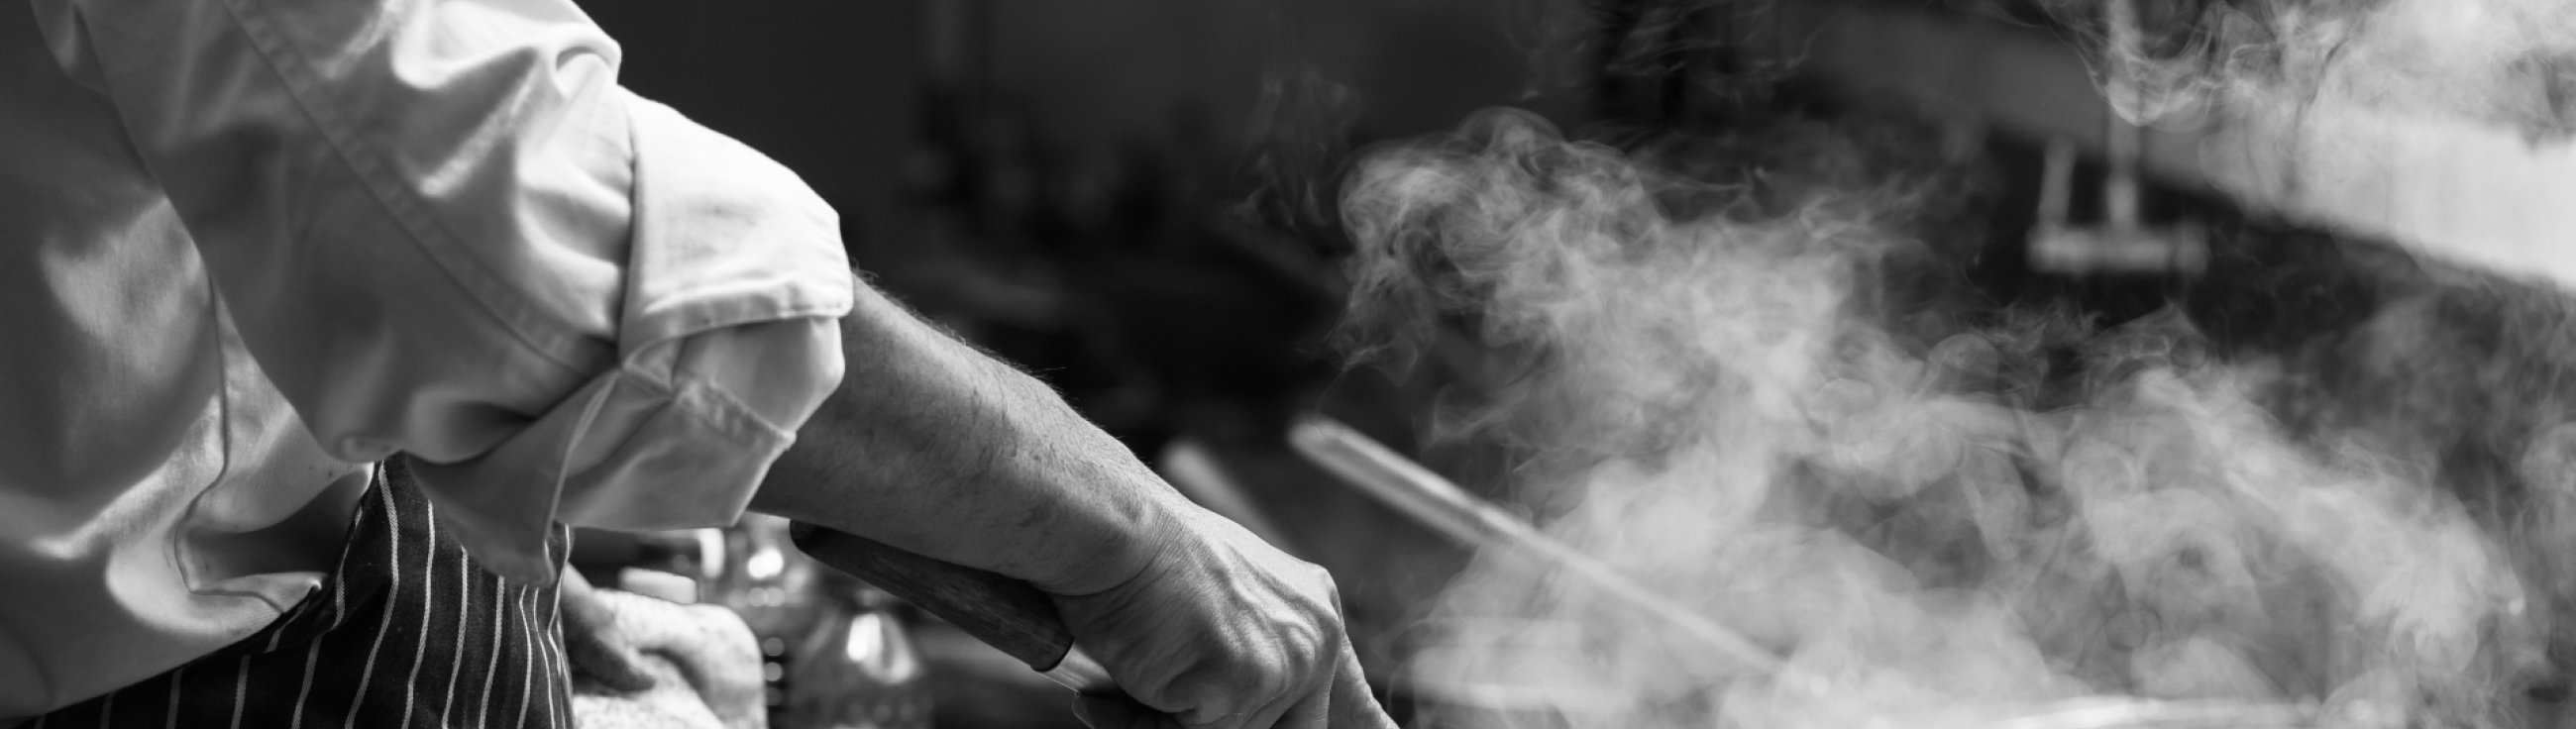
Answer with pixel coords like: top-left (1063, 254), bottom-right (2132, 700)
top-left (1335, 104), bottom-right (2568, 728)
top-left (2021, 0), bottom-right (2576, 286)
top-left (2033, 0), bottom-right (2576, 140)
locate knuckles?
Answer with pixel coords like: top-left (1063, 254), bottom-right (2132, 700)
top-left (1079, 511), bottom-right (1370, 729)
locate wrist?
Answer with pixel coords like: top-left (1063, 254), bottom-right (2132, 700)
top-left (1020, 449), bottom-right (1198, 596)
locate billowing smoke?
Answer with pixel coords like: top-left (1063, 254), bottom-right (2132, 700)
top-left (1334, 103), bottom-right (2565, 728)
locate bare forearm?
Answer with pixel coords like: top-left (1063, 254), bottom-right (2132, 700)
top-left (746, 277), bottom-right (1186, 595)
top-left (751, 277), bottom-right (1394, 729)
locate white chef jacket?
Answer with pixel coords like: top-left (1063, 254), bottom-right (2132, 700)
top-left (0, 0), bottom-right (854, 718)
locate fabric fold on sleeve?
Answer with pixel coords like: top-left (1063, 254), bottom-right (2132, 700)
top-left (413, 95), bottom-right (853, 582)
top-left (45, 0), bottom-right (854, 583)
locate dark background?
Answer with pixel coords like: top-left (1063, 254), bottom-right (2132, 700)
top-left (579, 3), bottom-right (1592, 726)
top-left (574, 2), bottom-right (2558, 727)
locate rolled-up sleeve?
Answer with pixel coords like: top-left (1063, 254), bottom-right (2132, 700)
top-left (35, 0), bottom-right (854, 579)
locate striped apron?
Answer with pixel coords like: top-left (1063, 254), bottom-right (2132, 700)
top-left (29, 459), bottom-right (574, 728)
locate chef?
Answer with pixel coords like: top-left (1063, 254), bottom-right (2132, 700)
top-left (0, 0), bottom-right (1392, 727)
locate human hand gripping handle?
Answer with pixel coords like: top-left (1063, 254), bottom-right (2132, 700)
top-left (754, 279), bottom-right (1392, 728)
top-left (1049, 505), bottom-right (1394, 729)
top-left (787, 524), bottom-right (1122, 695)
top-left (789, 511), bottom-right (1396, 729)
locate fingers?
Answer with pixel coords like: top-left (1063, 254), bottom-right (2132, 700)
top-left (555, 570), bottom-right (657, 693)
top-left (1227, 671), bottom-right (1311, 729)
top-left (1269, 563), bottom-right (1352, 729)
top-left (1327, 644), bottom-right (1397, 729)
top-left (1267, 684), bottom-right (1332, 729)
top-left (559, 627), bottom-right (655, 693)
top-left (1086, 699), bottom-right (1322, 729)
top-left (1265, 614), bottom-right (1342, 728)
top-left (1052, 509), bottom-right (1400, 729)
top-left (1154, 668), bottom-right (1306, 729)
top-left (1076, 695), bottom-right (1187, 729)
top-left (1215, 643), bottom-right (1389, 729)
top-left (1153, 644), bottom-right (1387, 729)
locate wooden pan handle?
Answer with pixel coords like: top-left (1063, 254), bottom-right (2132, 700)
top-left (788, 523), bottom-right (1122, 696)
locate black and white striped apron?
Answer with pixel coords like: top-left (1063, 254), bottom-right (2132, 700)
top-left (30, 458), bottom-right (574, 728)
